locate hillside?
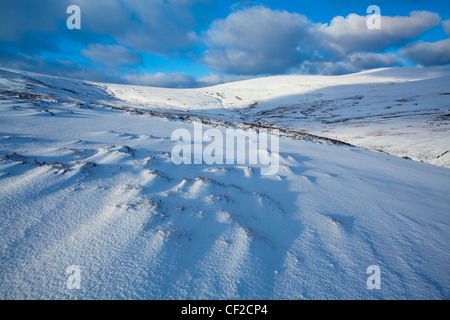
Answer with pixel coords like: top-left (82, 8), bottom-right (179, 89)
top-left (107, 67), bottom-right (450, 167)
top-left (0, 67), bottom-right (449, 299)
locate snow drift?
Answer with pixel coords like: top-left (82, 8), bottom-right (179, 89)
top-left (0, 67), bottom-right (449, 299)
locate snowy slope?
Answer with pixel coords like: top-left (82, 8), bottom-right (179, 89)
top-left (107, 67), bottom-right (450, 167)
top-left (0, 68), bottom-right (449, 299)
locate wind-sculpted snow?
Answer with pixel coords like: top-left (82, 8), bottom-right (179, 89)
top-left (0, 68), bottom-right (449, 299)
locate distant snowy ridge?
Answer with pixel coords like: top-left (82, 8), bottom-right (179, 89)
top-left (1, 67), bottom-right (449, 167)
top-left (106, 67), bottom-right (450, 168)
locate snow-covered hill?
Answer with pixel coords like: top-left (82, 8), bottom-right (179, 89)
top-left (0, 68), bottom-right (449, 299)
top-left (2, 67), bottom-right (449, 167)
top-left (106, 67), bottom-right (450, 168)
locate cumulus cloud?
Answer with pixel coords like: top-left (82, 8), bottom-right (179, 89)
top-left (81, 44), bottom-right (142, 68)
top-left (316, 11), bottom-right (441, 58)
top-left (400, 38), bottom-right (450, 66)
top-left (347, 52), bottom-right (404, 69)
top-left (201, 7), bottom-right (441, 75)
top-left (202, 6), bottom-right (313, 74)
top-left (0, 47), bottom-right (128, 84)
top-left (0, 0), bottom-right (63, 43)
top-left (67, 0), bottom-right (211, 55)
top-left (443, 19), bottom-right (450, 36)
top-left (0, 0), bottom-right (210, 55)
top-left (0, 0), bottom-right (212, 87)
top-left (298, 52), bottom-right (404, 75)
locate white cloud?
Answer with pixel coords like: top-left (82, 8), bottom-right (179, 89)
top-left (0, 0), bottom-right (63, 43)
top-left (317, 11), bottom-right (441, 58)
top-left (202, 6), bottom-right (313, 74)
top-left (81, 44), bottom-right (142, 67)
top-left (0, 0), bottom-right (211, 55)
top-left (84, 0), bottom-right (209, 55)
top-left (400, 38), bottom-right (450, 66)
top-left (298, 52), bottom-right (403, 75)
top-left (443, 19), bottom-right (450, 36)
top-left (347, 52), bottom-right (404, 70)
top-left (201, 7), bottom-right (441, 75)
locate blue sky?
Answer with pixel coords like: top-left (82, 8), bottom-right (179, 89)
top-left (0, 0), bottom-right (449, 87)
